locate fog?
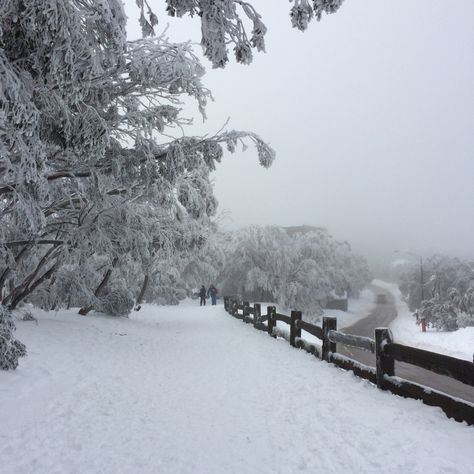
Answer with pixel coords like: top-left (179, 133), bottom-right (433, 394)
top-left (124, 1), bottom-right (474, 267)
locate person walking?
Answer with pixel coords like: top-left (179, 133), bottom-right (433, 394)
top-left (199, 285), bottom-right (207, 306)
top-left (208, 285), bottom-right (218, 306)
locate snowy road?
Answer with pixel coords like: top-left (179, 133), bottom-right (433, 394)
top-left (0, 304), bottom-right (473, 474)
top-left (339, 285), bottom-right (474, 403)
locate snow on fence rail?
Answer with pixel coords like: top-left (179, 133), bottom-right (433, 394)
top-left (223, 296), bottom-right (474, 426)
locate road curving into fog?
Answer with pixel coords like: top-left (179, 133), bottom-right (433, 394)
top-left (339, 284), bottom-right (474, 404)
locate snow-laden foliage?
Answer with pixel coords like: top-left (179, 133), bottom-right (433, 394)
top-left (418, 298), bottom-right (458, 332)
top-left (399, 255), bottom-right (474, 312)
top-left (290, 0), bottom-right (345, 31)
top-left (129, 222), bottom-right (229, 305)
top-left (0, 305), bottom-right (27, 370)
top-left (399, 255), bottom-right (474, 331)
top-left (218, 226), bottom-right (371, 320)
top-left (418, 286), bottom-right (474, 332)
top-left (96, 288), bottom-right (135, 317)
top-left (0, 0), bottom-right (277, 316)
top-left (165, 0), bottom-right (267, 67)
top-left (162, 0), bottom-right (346, 67)
top-left (180, 228), bottom-right (228, 293)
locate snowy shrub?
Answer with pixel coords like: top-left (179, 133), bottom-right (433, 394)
top-left (420, 299), bottom-right (458, 332)
top-left (0, 306), bottom-right (27, 370)
top-left (20, 310), bottom-right (37, 323)
top-left (416, 286), bottom-right (474, 331)
top-left (97, 288), bottom-right (135, 317)
top-left (456, 313), bottom-right (474, 328)
top-left (147, 285), bottom-right (187, 306)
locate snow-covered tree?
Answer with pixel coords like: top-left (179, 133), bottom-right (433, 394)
top-left (457, 287), bottom-right (474, 327)
top-left (219, 226), bottom-right (371, 320)
top-left (420, 285), bottom-right (474, 331)
top-left (399, 255), bottom-right (474, 331)
top-left (221, 226), bottom-right (292, 302)
top-left (0, 305), bottom-right (27, 370)
top-left (180, 226), bottom-right (228, 295)
top-left (0, 0), bottom-right (276, 314)
top-left (418, 297), bottom-right (458, 332)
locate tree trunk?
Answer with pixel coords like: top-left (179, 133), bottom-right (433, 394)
top-left (0, 245), bottom-right (30, 303)
top-left (0, 268), bottom-right (10, 302)
top-left (134, 274), bottom-right (149, 311)
top-left (3, 245), bottom-right (58, 307)
top-left (79, 257), bottom-right (118, 315)
top-left (10, 262), bottom-right (59, 309)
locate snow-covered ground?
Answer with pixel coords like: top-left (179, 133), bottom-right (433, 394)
top-left (1, 302), bottom-right (473, 474)
top-left (374, 279), bottom-right (474, 362)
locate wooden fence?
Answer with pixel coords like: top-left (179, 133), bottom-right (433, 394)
top-left (223, 296), bottom-right (474, 426)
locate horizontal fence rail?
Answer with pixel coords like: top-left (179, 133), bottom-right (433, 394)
top-left (295, 319), bottom-right (323, 340)
top-left (275, 313), bottom-right (291, 325)
top-left (386, 343), bottom-right (474, 387)
top-left (328, 330), bottom-right (375, 353)
top-left (223, 296), bottom-right (474, 426)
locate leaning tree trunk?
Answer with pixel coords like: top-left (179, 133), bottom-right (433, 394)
top-left (3, 245), bottom-right (59, 309)
top-left (79, 258), bottom-right (118, 315)
top-left (10, 261), bottom-right (59, 309)
top-left (0, 245), bottom-right (30, 301)
top-left (134, 274), bottom-right (149, 311)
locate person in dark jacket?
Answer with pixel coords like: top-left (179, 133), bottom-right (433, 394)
top-left (208, 285), bottom-right (218, 305)
top-left (199, 285), bottom-right (207, 306)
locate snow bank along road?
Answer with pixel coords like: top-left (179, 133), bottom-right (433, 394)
top-left (1, 304), bottom-right (473, 474)
top-left (339, 285), bottom-right (474, 404)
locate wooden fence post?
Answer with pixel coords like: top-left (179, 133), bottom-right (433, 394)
top-left (243, 301), bottom-right (250, 323)
top-left (322, 317), bottom-right (337, 362)
top-left (290, 310), bottom-right (302, 347)
top-left (253, 303), bottom-right (261, 328)
top-left (375, 328), bottom-right (394, 390)
top-left (267, 305), bottom-right (276, 338)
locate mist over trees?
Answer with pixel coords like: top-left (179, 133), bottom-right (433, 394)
top-left (122, 224), bottom-right (371, 320)
top-left (218, 226), bottom-right (372, 319)
top-left (398, 255), bottom-right (474, 331)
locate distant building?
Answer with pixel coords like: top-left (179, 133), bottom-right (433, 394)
top-left (322, 294), bottom-right (348, 312)
top-left (283, 224), bottom-right (327, 237)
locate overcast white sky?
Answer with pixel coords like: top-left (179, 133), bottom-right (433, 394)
top-left (124, 1), bottom-right (474, 264)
